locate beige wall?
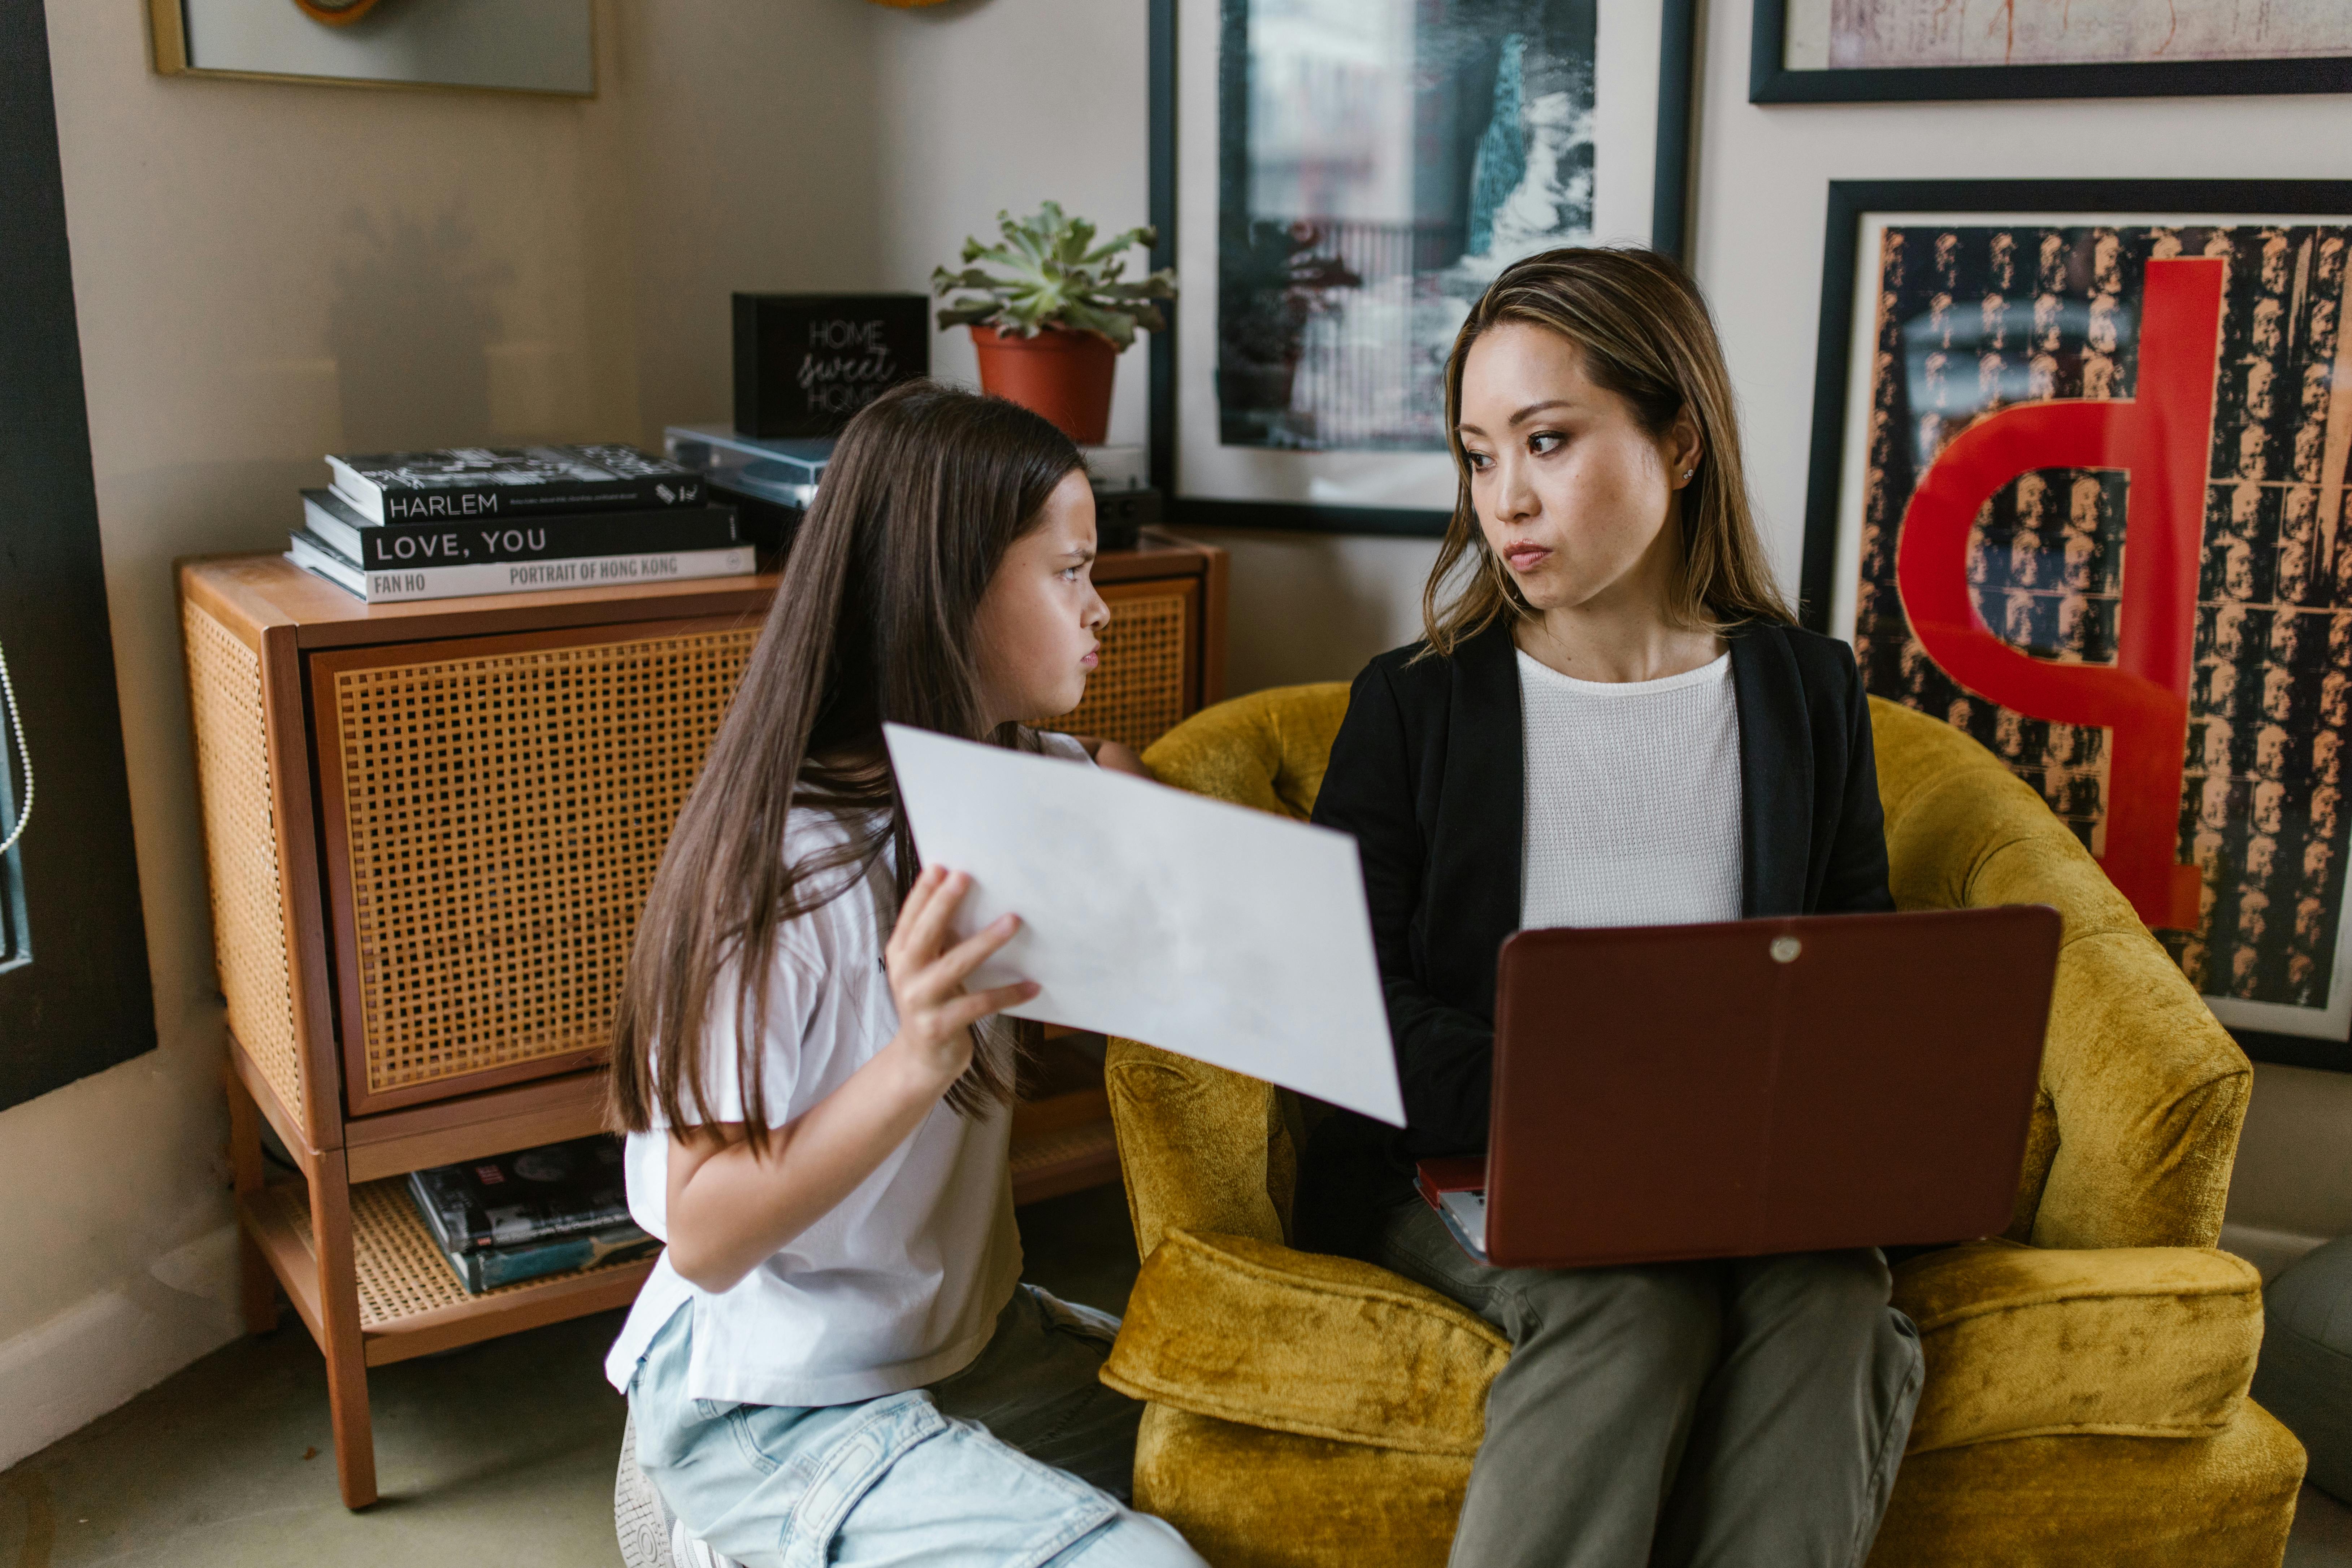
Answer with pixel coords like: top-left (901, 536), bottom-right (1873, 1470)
top-left (612, 0), bottom-right (1443, 694)
top-left (616, 3), bottom-right (889, 443)
top-left (620, 0), bottom-right (1154, 449)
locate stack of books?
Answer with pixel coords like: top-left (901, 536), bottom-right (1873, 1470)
top-left (286, 444), bottom-right (755, 603)
top-left (405, 1134), bottom-right (658, 1294)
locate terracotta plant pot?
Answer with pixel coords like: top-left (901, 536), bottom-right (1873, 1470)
top-left (969, 325), bottom-right (1117, 444)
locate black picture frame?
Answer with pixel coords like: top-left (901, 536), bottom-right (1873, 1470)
top-left (1801, 178), bottom-right (2352, 1074)
top-left (0, 0), bottom-right (157, 1109)
top-left (1147, 0), bottom-right (1700, 538)
top-left (1752, 0), bottom-right (2352, 104)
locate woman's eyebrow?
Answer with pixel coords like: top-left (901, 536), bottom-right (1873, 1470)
top-left (1457, 398), bottom-right (1579, 438)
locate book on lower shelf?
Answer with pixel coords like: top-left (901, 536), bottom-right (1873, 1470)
top-left (439, 1220), bottom-right (660, 1294)
top-left (405, 1134), bottom-right (658, 1294)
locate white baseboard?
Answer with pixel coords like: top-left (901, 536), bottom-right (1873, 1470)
top-left (0, 1224), bottom-right (242, 1472)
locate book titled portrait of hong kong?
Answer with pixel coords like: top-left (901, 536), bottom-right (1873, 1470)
top-left (1800, 181), bottom-right (2352, 1065)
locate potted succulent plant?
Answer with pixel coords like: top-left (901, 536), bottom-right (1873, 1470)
top-left (933, 201), bottom-right (1178, 444)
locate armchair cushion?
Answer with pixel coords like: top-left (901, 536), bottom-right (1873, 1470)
top-left (1131, 1405), bottom-right (1468, 1568)
top-left (1100, 1229), bottom-right (1509, 1457)
top-left (1895, 1239), bottom-right (2263, 1455)
top-left (1867, 1401), bottom-right (2304, 1568)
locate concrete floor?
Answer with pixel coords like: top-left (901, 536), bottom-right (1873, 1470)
top-left (3, 1183), bottom-right (2348, 1567)
top-left (0, 1183), bottom-right (1143, 1568)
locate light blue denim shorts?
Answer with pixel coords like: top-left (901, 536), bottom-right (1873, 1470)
top-left (627, 1285), bottom-right (1205, 1568)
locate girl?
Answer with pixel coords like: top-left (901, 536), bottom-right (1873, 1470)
top-left (1302, 248), bottom-right (1924, 1567)
top-left (605, 381), bottom-right (1206, 1568)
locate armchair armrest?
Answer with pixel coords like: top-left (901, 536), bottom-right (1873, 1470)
top-left (1895, 1238), bottom-right (2264, 1455)
top-left (1106, 1040), bottom-right (1294, 1258)
top-left (1099, 1229), bottom-right (1508, 1458)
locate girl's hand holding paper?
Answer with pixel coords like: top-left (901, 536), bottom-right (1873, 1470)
top-left (883, 723), bottom-right (1406, 1126)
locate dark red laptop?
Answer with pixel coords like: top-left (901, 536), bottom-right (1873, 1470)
top-left (1418, 905), bottom-right (2060, 1269)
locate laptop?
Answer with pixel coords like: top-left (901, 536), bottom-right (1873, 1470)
top-left (1416, 905), bottom-right (2061, 1269)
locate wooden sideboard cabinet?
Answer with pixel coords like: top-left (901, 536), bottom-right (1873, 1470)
top-left (177, 531), bottom-right (1225, 1508)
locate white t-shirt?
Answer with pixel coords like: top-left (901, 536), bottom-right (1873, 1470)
top-left (603, 731), bottom-right (1091, 1407)
top-left (1517, 648), bottom-right (1744, 930)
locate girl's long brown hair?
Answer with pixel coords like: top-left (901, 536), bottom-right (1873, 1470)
top-left (609, 380), bottom-right (1081, 1148)
top-left (1422, 245), bottom-right (1793, 656)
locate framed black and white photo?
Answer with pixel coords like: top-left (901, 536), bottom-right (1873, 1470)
top-left (1752, 0), bottom-right (2352, 104)
top-left (1147, 0), bottom-right (1698, 536)
top-left (1799, 179), bottom-right (2352, 1072)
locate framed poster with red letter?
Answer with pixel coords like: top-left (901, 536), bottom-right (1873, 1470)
top-left (1800, 181), bottom-right (2352, 1072)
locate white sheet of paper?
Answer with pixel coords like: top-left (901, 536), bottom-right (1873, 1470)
top-left (884, 724), bottom-right (1405, 1126)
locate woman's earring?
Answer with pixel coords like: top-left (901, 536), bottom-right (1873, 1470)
top-left (1682, 469), bottom-right (1696, 480)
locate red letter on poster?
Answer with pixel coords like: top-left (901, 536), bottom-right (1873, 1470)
top-left (1895, 256), bottom-right (2224, 930)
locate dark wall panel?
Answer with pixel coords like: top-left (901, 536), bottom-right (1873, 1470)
top-left (0, 0), bottom-right (158, 1108)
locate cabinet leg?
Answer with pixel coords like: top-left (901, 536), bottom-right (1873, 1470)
top-left (221, 1063), bottom-right (280, 1335)
top-left (311, 1148), bottom-right (378, 1509)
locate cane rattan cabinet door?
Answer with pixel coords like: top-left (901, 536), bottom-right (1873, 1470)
top-left (311, 617), bottom-right (758, 1116)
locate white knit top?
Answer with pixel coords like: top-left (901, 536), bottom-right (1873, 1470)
top-left (1516, 647), bottom-right (1744, 931)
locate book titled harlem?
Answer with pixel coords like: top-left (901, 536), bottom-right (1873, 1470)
top-left (326, 443), bottom-right (708, 523)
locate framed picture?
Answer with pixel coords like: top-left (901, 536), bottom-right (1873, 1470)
top-left (149, 0), bottom-right (596, 97)
top-left (1800, 179), bottom-right (2352, 1072)
top-left (1752, 0), bottom-right (2352, 103)
top-left (1146, 0), bottom-right (1699, 537)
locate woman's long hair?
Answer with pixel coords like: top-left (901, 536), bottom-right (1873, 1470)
top-left (609, 380), bottom-right (1082, 1147)
top-left (1422, 245), bottom-right (1793, 656)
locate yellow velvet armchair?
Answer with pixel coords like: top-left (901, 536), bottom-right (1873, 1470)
top-left (1096, 683), bottom-right (2307, 1567)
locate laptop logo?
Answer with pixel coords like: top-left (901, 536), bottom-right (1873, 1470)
top-left (1769, 936), bottom-right (1802, 964)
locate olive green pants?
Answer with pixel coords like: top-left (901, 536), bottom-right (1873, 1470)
top-left (1372, 1199), bottom-right (1924, 1568)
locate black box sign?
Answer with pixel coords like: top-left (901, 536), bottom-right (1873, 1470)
top-left (733, 294), bottom-right (929, 438)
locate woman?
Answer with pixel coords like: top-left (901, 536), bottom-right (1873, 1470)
top-left (1302, 248), bottom-right (1923, 1568)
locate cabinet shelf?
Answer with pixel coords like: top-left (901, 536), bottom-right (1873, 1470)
top-left (242, 1177), bottom-right (654, 1369)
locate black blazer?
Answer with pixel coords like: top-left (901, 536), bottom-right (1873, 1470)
top-left (1296, 618), bottom-right (1895, 1255)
